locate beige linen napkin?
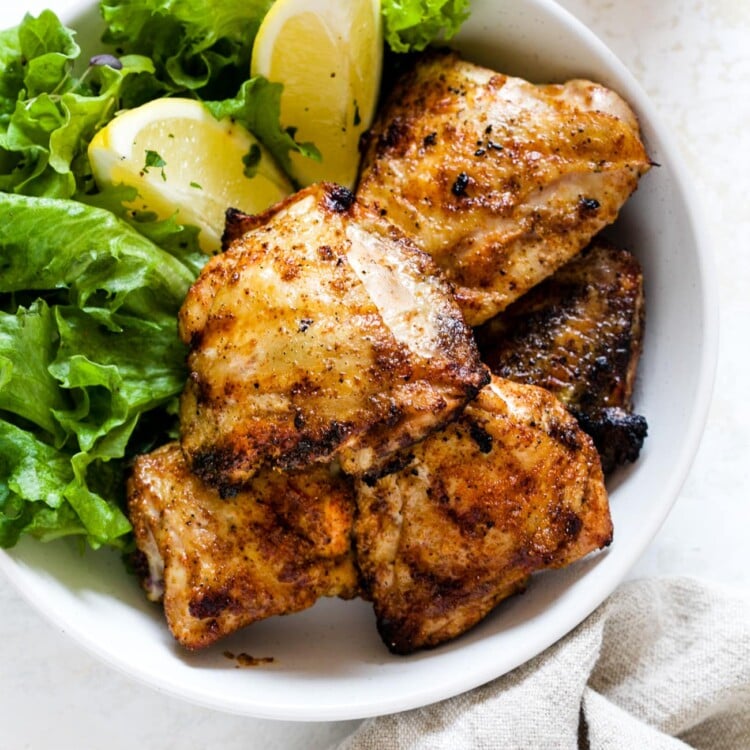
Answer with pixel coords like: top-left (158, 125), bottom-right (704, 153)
top-left (335, 578), bottom-right (750, 749)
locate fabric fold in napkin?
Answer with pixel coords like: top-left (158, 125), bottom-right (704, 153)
top-left (334, 577), bottom-right (750, 750)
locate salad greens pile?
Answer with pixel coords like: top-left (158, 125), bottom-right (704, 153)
top-left (0, 0), bottom-right (470, 551)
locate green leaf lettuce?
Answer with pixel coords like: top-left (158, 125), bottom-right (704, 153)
top-left (381, 0), bottom-right (471, 53)
top-left (0, 194), bottom-right (198, 548)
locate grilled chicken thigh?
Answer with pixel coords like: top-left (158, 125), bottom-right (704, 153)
top-left (356, 49), bottom-right (651, 325)
top-left (179, 182), bottom-right (488, 492)
top-left (354, 376), bottom-right (612, 654)
top-left (128, 442), bottom-right (358, 649)
top-left (126, 49), bottom-right (653, 655)
top-left (476, 240), bottom-right (647, 472)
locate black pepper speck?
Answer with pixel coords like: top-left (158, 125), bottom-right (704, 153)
top-left (451, 172), bottom-right (470, 197)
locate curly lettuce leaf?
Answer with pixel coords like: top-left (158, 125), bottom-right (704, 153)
top-left (0, 309), bottom-right (135, 550)
top-left (16, 9), bottom-right (81, 97)
top-left (0, 193), bottom-right (198, 317)
top-left (99, 0), bottom-right (274, 96)
top-left (0, 420), bottom-right (84, 547)
top-left (49, 305), bottom-right (187, 454)
top-left (0, 195), bottom-right (198, 549)
top-left (0, 300), bottom-right (68, 438)
top-left (0, 12), bottom-right (162, 199)
top-left (81, 183), bottom-right (206, 277)
top-left (0, 27), bottom-right (24, 118)
top-left (0, 10), bottom-right (77, 116)
top-left (381, 0), bottom-right (471, 53)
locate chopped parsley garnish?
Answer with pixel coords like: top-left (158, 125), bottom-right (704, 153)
top-left (143, 150), bottom-right (167, 180)
top-left (242, 143), bottom-right (262, 178)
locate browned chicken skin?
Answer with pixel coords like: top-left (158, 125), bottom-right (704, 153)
top-left (475, 239), bottom-right (647, 472)
top-left (357, 49), bottom-right (651, 325)
top-left (178, 182), bottom-right (488, 493)
top-left (127, 442), bottom-right (358, 649)
top-left (354, 376), bottom-right (612, 654)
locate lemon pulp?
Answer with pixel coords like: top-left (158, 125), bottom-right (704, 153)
top-left (251, 0), bottom-right (382, 189)
top-left (88, 98), bottom-right (293, 252)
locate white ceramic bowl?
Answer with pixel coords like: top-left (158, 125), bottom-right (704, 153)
top-left (0, 0), bottom-right (717, 721)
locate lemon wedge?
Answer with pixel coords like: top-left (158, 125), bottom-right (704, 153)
top-left (88, 98), bottom-right (293, 252)
top-left (251, 0), bottom-right (383, 189)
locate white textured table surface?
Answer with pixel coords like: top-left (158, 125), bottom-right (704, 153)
top-left (1, 1), bottom-right (748, 748)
